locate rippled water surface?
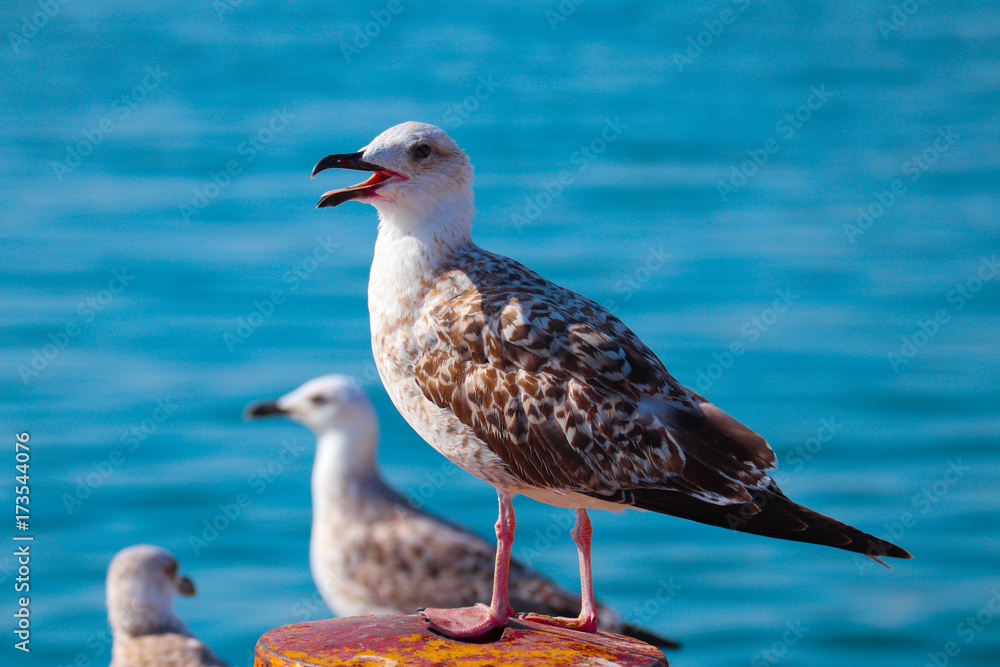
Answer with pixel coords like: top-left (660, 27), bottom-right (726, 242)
top-left (2, 1), bottom-right (999, 665)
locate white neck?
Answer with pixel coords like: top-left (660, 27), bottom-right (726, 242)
top-left (310, 415), bottom-right (383, 520)
top-left (373, 183), bottom-right (474, 244)
top-left (368, 186), bottom-right (475, 328)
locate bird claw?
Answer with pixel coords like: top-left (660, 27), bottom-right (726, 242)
top-left (420, 603), bottom-right (508, 639)
top-left (518, 611), bottom-right (599, 633)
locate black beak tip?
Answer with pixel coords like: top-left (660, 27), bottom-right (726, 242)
top-left (312, 152), bottom-right (384, 179)
top-left (177, 575), bottom-right (196, 597)
top-left (311, 154), bottom-right (337, 178)
top-left (245, 401), bottom-right (284, 420)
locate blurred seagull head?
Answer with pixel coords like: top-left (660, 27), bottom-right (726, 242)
top-left (106, 545), bottom-right (194, 637)
top-left (245, 374), bottom-right (377, 440)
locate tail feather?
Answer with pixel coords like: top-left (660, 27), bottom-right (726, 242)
top-left (597, 486), bottom-right (912, 560)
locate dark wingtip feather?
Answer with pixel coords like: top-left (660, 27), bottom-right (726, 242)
top-left (620, 624), bottom-right (681, 649)
top-left (864, 539), bottom-right (912, 562)
top-left (600, 487), bottom-right (912, 561)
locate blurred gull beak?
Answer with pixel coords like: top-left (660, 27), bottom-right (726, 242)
top-left (244, 401), bottom-right (287, 419)
top-left (176, 575), bottom-right (196, 597)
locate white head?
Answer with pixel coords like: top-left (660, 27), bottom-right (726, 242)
top-left (311, 122), bottom-right (474, 242)
top-left (245, 375), bottom-right (381, 479)
top-left (246, 375), bottom-right (376, 434)
top-left (106, 544), bottom-right (195, 638)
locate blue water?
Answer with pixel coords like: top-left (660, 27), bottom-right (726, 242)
top-left (2, 1), bottom-right (999, 665)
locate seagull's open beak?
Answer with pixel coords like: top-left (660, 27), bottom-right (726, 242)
top-left (176, 575), bottom-right (196, 597)
top-left (311, 151), bottom-right (406, 208)
top-left (244, 401), bottom-right (287, 419)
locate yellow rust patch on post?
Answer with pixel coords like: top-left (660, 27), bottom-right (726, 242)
top-left (255, 615), bottom-right (667, 667)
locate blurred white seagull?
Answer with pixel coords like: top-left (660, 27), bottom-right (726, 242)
top-left (246, 374), bottom-right (679, 648)
top-left (311, 121), bottom-right (911, 639)
top-left (107, 544), bottom-right (228, 667)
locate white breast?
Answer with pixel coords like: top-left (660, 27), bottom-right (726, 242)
top-left (367, 232), bottom-right (522, 490)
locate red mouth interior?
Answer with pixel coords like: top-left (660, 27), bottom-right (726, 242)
top-left (355, 170), bottom-right (393, 189)
top-left (323, 169), bottom-right (400, 199)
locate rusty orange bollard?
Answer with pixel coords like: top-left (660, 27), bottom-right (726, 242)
top-left (255, 614), bottom-right (668, 666)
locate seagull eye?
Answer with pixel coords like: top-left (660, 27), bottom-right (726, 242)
top-left (412, 144), bottom-right (431, 159)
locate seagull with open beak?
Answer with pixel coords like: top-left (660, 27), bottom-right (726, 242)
top-left (310, 121), bottom-right (910, 640)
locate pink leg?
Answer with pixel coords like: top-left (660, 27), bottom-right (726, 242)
top-left (520, 509), bottom-right (599, 632)
top-left (420, 489), bottom-right (514, 638)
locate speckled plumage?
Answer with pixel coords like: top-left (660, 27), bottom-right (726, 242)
top-left (316, 488), bottom-right (662, 636)
top-left (312, 121), bottom-right (909, 637)
top-left (246, 376), bottom-right (677, 646)
top-left (398, 244), bottom-right (775, 507)
top-left (335, 122), bottom-right (909, 560)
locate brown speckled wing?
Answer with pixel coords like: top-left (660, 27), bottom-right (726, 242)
top-left (111, 633), bottom-right (229, 667)
top-left (344, 498), bottom-right (644, 626)
top-left (413, 248), bottom-right (776, 507)
top-left (344, 509), bottom-right (497, 613)
top-left (340, 501), bottom-right (585, 615)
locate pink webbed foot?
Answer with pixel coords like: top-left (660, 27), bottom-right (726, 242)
top-left (420, 603), bottom-right (508, 639)
top-left (518, 611), bottom-right (599, 633)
